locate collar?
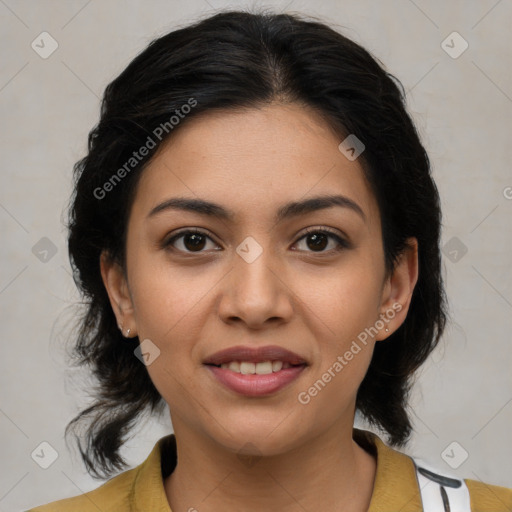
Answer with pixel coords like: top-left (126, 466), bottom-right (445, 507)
top-left (353, 428), bottom-right (423, 511)
top-left (132, 428), bottom-right (422, 511)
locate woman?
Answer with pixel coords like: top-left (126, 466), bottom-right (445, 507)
top-left (28, 9), bottom-right (512, 512)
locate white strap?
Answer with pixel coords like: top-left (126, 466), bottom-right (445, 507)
top-left (413, 457), bottom-right (471, 511)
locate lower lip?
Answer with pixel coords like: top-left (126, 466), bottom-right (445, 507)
top-left (206, 364), bottom-right (306, 397)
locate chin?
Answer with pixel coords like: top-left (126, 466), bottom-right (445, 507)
top-left (206, 413), bottom-right (310, 457)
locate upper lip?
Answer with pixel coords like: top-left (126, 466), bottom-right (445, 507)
top-left (203, 345), bottom-right (308, 366)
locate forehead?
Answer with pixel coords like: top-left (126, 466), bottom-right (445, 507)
top-left (131, 103), bottom-right (380, 229)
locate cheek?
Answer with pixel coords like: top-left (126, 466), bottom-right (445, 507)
top-left (126, 257), bottom-right (219, 397)
top-left (293, 258), bottom-right (383, 385)
top-left (127, 264), bottom-right (212, 409)
top-left (129, 253), bottom-right (217, 337)
top-left (295, 278), bottom-right (379, 416)
top-left (296, 257), bottom-right (382, 335)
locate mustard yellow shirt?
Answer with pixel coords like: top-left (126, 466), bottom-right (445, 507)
top-left (27, 428), bottom-right (512, 511)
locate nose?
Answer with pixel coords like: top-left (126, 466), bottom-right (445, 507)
top-left (217, 244), bottom-right (294, 329)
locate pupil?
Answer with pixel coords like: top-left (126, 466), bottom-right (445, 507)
top-left (308, 233), bottom-right (327, 251)
top-left (185, 233), bottom-right (206, 251)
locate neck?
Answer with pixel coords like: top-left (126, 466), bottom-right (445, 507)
top-left (164, 421), bottom-right (376, 512)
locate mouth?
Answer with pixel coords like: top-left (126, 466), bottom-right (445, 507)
top-left (203, 344), bottom-right (308, 367)
top-left (206, 360), bottom-right (305, 374)
top-left (203, 345), bottom-right (308, 397)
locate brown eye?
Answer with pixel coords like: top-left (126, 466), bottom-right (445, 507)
top-left (164, 229), bottom-right (219, 253)
top-left (305, 232), bottom-right (328, 251)
top-left (294, 229), bottom-right (349, 253)
top-left (183, 233), bottom-right (207, 251)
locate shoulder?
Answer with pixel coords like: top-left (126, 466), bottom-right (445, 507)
top-left (354, 428), bottom-right (512, 512)
top-left (414, 459), bottom-right (512, 512)
top-left (412, 455), bottom-right (512, 512)
top-left (26, 468), bottom-right (136, 512)
top-left (465, 477), bottom-right (512, 512)
top-left (26, 434), bottom-right (175, 512)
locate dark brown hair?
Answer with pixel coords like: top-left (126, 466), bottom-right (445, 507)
top-left (65, 9), bottom-right (447, 479)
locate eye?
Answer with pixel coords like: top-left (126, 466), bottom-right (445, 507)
top-left (164, 229), bottom-right (220, 253)
top-left (293, 227), bottom-right (350, 253)
top-left (163, 227), bottom-right (350, 255)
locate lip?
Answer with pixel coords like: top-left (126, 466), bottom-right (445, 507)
top-left (206, 364), bottom-right (307, 397)
top-left (203, 345), bottom-right (308, 397)
top-left (203, 345), bottom-right (307, 366)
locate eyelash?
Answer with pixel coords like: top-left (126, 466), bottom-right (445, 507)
top-left (163, 227), bottom-right (350, 255)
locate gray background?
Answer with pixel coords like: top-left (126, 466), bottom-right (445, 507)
top-left (1, 0), bottom-right (511, 510)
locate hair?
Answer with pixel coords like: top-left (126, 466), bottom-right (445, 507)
top-left (65, 9), bottom-right (447, 479)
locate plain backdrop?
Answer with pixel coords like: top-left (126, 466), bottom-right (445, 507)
top-left (0, 0), bottom-right (511, 510)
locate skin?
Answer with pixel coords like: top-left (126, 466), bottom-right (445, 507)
top-left (101, 102), bottom-right (418, 512)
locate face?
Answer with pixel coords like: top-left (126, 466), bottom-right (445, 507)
top-left (102, 103), bottom-right (418, 456)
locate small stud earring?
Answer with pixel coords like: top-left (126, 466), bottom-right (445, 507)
top-left (125, 328), bottom-right (131, 337)
top-left (385, 327), bottom-right (389, 332)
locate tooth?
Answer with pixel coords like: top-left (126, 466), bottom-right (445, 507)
top-left (240, 362), bottom-right (256, 375)
top-left (255, 361), bottom-right (273, 375)
top-left (272, 361), bottom-right (283, 372)
top-left (223, 361), bottom-right (291, 374)
top-left (228, 361), bottom-right (240, 372)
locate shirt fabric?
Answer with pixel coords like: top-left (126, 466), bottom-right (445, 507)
top-left (27, 428), bottom-right (512, 512)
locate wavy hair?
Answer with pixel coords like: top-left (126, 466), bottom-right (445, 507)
top-left (65, 9), bottom-right (447, 479)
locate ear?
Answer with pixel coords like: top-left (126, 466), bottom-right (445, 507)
top-left (100, 251), bottom-right (137, 337)
top-left (375, 237), bottom-right (419, 341)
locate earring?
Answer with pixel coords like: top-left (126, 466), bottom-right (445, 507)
top-left (385, 327), bottom-right (389, 332)
top-left (125, 328), bottom-right (131, 337)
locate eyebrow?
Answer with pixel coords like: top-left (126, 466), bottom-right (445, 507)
top-left (148, 194), bottom-right (366, 223)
